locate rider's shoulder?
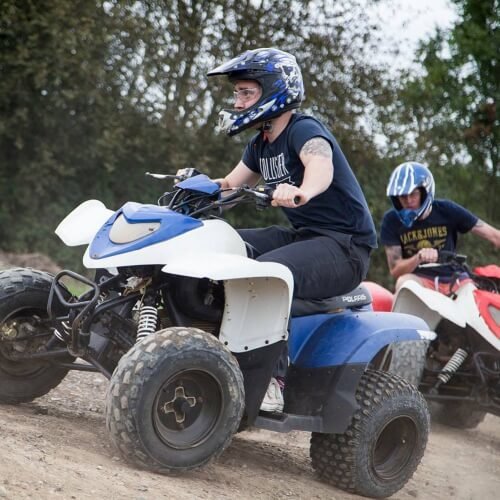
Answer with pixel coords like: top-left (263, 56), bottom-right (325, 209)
top-left (288, 113), bottom-right (326, 132)
top-left (433, 199), bottom-right (467, 212)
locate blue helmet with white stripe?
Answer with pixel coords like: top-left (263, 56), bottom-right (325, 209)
top-left (207, 48), bottom-right (304, 136)
top-left (387, 162), bottom-right (435, 228)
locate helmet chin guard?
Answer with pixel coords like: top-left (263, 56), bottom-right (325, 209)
top-left (217, 100), bottom-right (276, 135)
top-left (208, 48), bottom-right (304, 136)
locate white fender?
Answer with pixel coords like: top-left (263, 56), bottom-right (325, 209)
top-left (163, 254), bottom-right (293, 353)
top-left (55, 200), bottom-right (114, 246)
top-left (392, 280), bottom-right (466, 329)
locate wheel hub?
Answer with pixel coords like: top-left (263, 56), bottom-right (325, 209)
top-left (372, 415), bottom-right (418, 481)
top-left (161, 386), bottom-right (197, 424)
top-left (153, 370), bottom-right (222, 449)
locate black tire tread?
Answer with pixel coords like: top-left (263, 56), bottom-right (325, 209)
top-left (388, 340), bottom-right (428, 386)
top-left (0, 267), bottom-right (70, 403)
top-left (310, 369), bottom-right (429, 498)
top-left (0, 267), bottom-right (55, 300)
top-left (106, 327), bottom-right (244, 473)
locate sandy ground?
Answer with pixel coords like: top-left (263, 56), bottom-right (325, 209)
top-left (0, 370), bottom-right (499, 500)
top-left (0, 258), bottom-right (499, 499)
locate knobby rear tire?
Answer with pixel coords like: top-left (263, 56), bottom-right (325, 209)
top-left (310, 369), bottom-right (430, 498)
top-left (388, 340), bottom-right (428, 387)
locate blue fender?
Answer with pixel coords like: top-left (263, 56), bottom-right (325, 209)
top-left (289, 310), bottom-right (431, 369)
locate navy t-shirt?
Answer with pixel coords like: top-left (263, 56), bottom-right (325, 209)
top-left (242, 113), bottom-right (377, 249)
top-left (380, 199), bottom-right (478, 278)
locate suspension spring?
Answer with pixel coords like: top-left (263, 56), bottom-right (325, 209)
top-left (136, 305), bottom-right (158, 342)
top-left (437, 348), bottom-right (468, 385)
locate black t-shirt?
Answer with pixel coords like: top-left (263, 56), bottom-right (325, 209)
top-left (242, 113), bottom-right (377, 248)
top-left (380, 199), bottom-right (478, 278)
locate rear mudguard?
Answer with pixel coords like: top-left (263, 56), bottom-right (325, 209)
top-left (282, 310), bottom-right (434, 433)
top-left (289, 310), bottom-right (432, 367)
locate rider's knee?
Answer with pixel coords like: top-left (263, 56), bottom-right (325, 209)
top-left (395, 273), bottom-right (423, 291)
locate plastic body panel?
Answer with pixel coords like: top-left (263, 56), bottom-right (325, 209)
top-left (289, 309), bottom-right (431, 368)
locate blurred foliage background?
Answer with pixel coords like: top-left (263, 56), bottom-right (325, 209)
top-left (0, 0), bottom-right (498, 289)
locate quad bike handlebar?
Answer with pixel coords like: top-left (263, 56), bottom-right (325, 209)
top-left (147, 169), bottom-right (298, 217)
top-left (420, 250), bottom-right (499, 294)
top-left (418, 250), bottom-right (468, 269)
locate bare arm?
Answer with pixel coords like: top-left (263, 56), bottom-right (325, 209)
top-left (272, 137), bottom-right (333, 208)
top-left (215, 160), bottom-right (261, 189)
top-left (470, 220), bottom-right (500, 248)
top-left (384, 245), bottom-right (438, 279)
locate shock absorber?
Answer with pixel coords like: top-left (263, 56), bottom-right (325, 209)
top-left (136, 295), bottom-right (158, 343)
top-left (433, 348), bottom-right (468, 390)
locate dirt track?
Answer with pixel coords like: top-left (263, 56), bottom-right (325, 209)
top-left (0, 257), bottom-right (498, 499)
top-left (0, 370), bottom-right (499, 500)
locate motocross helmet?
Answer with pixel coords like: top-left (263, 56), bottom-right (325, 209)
top-left (387, 161), bottom-right (435, 228)
top-left (207, 48), bottom-right (304, 136)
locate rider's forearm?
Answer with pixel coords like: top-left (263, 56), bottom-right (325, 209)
top-left (218, 161), bottom-right (261, 190)
top-left (299, 158), bottom-right (333, 200)
top-left (470, 221), bottom-right (500, 249)
top-left (390, 254), bottom-right (421, 279)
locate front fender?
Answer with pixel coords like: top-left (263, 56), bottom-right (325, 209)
top-left (163, 255), bottom-right (294, 353)
top-left (289, 310), bottom-right (432, 368)
top-left (55, 200), bottom-right (115, 246)
top-left (392, 280), bottom-right (466, 329)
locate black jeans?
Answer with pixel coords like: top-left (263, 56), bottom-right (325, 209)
top-left (238, 226), bottom-right (371, 380)
top-left (238, 225), bottom-right (371, 299)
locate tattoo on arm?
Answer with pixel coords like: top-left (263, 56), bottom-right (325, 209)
top-left (300, 137), bottom-right (333, 159)
top-left (385, 246), bottom-right (402, 270)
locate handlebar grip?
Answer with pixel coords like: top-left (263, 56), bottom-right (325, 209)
top-left (254, 186), bottom-right (300, 205)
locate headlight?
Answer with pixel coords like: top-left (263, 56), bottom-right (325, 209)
top-left (109, 214), bottom-right (160, 244)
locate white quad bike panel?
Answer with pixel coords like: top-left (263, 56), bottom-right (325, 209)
top-left (393, 280), bottom-right (500, 350)
top-left (164, 254), bottom-right (293, 353)
top-left (392, 280), bottom-right (466, 329)
top-left (55, 200), bottom-right (115, 247)
top-left (82, 218), bottom-right (247, 268)
top-left (55, 200), bottom-right (293, 353)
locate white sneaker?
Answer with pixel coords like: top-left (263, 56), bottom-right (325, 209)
top-left (260, 377), bottom-right (284, 412)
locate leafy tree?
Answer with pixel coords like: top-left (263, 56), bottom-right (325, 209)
top-left (382, 0), bottom-right (499, 215)
top-left (1, 0), bottom-right (394, 280)
top-left (375, 0), bottom-right (499, 287)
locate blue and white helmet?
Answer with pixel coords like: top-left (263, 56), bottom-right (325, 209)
top-left (207, 48), bottom-right (304, 136)
top-left (387, 162), bottom-right (435, 228)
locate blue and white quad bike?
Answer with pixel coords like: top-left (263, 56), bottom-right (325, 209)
top-left (0, 170), bottom-right (432, 498)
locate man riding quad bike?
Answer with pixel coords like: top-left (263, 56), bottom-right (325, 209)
top-left (0, 171), bottom-right (432, 499)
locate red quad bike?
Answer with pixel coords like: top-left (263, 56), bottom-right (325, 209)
top-left (367, 252), bottom-right (500, 429)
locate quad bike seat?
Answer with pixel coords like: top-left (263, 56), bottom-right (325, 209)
top-left (291, 283), bottom-right (372, 317)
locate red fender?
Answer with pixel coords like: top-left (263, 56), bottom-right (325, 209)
top-left (474, 289), bottom-right (500, 338)
top-left (363, 281), bottom-right (394, 312)
top-left (474, 265), bottom-right (500, 279)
